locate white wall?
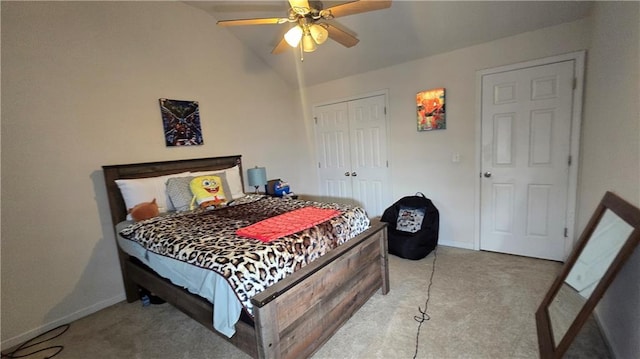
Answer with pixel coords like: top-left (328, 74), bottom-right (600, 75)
top-left (0, 1), bottom-right (300, 347)
top-left (578, 2), bottom-right (640, 358)
top-left (297, 19), bottom-right (592, 249)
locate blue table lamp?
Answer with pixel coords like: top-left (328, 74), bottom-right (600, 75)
top-left (247, 166), bottom-right (267, 194)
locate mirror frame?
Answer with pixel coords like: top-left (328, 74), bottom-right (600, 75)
top-left (536, 191), bottom-right (640, 358)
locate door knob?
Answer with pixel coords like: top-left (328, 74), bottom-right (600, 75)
top-left (344, 172), bottom-right (351, 176)
top-left (351, 172), bottom-right (357, 177)
top-left (483, 171), bottom-right (492, 178)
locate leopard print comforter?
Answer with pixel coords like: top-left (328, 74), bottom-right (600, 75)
top-left (119, 195), bottom-right (370, 316)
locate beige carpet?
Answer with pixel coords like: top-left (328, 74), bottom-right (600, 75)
top-left (7, 246), bottom-right (611, 358)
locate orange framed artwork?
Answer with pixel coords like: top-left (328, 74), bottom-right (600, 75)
top-left (416, 88), bottom-right (446, 131)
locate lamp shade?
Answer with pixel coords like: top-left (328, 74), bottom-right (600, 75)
top-left (309, 24), bottom-right (328, 45)
top-left (284, 25), bottom-right (303, 47)
top-left (247, 166), bottom-right (267, 188)
top-left (301, 33), bottom-right (317, 52)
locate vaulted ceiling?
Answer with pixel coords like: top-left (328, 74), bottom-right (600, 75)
top-left (185, 1), bottom-right (593, 87)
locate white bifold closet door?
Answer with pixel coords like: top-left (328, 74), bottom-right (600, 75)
top-left (314, 94), bottom-right (390, 218)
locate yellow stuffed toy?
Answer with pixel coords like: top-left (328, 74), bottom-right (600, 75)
top-left (190, 175), bottom-right (228, 210)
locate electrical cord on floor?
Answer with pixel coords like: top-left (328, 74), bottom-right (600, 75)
top-left (1, 324), bottom-right (69, 359)
top-left (412, 248), bottom-right (437, 359)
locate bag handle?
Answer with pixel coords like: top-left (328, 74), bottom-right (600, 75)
top-left (415, 192), bottom-right (426, 198)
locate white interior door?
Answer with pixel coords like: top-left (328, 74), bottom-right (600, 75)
top-left (314, 101), bottom-right (353, 203)
top-left (315, 94), bottom-right (389, 217)
top-left (480, 60), bottom-right (576, 261)
top-left (348, 95), bottom-right (389, 217)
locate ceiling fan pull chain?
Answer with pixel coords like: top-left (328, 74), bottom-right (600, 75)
top-left (299, 42), bottom-right (304, 62)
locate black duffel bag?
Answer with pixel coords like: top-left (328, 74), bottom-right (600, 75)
top-left (381, 192), bottom-right (439, 260)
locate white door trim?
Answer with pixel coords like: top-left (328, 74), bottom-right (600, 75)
top-left (474, 50), bottom-right (585, 260)
top-left (312, 89), bottom-right (390, 108)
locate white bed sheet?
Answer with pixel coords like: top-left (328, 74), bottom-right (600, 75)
top-left (116, 221), bottom-right (243, 338)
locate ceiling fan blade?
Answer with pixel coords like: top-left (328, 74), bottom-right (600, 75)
top-left (325, 24), bottom-right (359, 48)
top-left (289, 0), bottom-right (311, 15)
top-left (216, 17), bottom-right (287, 27)
top-left (325, 0), bottom-right (391, 18)
top-left (272, 37), bottom-right (291, 54)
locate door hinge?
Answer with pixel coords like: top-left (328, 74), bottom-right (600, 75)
top-left (318, 162), bottom-right (321, 168)
top-left (384, 106), bottom-right (387, 115)
top-left (386, 160), bottom-right (389, 168)
top-left (314, 117), bottom-right (318, 124)
top-left (572, 77), bottom-right (577, 90)
top-left (564, 228), bottom-right (568, 238)
top-left (568, 155), bottom-right (572, 166)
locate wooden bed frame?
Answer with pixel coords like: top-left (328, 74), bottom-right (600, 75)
top-left (102, 155), bottom-right (389, 359)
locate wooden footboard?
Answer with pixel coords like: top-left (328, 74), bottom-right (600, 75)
top-left (253, 222), bottom-right (388, 359)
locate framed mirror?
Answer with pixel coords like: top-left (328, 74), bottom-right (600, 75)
top-left (536, 191), bottom-right (640, 358)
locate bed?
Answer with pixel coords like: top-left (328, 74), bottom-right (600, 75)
top-left (102, 155), bottom-right (389, 359)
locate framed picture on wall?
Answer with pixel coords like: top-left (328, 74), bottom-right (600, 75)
top-left (159, 98), bottom-right (204, 146)
top-left (416, 88), bottom-right (446, 131)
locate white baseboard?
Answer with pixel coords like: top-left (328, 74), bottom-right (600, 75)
top-left (438, 239), bottom-right (475, 250)
top-left (592, 309), bottom-right (617, 358)
top-left (1, 293), bottom-right (126, 351)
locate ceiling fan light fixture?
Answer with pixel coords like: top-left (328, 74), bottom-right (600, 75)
top-left (218, 0), bottom-right (390, 56)
top-left (302, 33), bottom-right (317, 52)
top-left (309, 24), bottom-right (328, 45)
top-left (284, 25), bottom-right (303, 47)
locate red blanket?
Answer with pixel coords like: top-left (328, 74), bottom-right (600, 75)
top-left (236, 206), bottom-right (341, 242)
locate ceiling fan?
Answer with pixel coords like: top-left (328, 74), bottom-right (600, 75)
top-left (216, 0), bottom-right (392, 55)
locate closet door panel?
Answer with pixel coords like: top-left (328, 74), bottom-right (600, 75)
top-left (348, 95), bottom-right (389, 217)
top-left (315, 101), bottom-right (354, 203)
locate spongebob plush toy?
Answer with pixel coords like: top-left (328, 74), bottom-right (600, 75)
top-left (189, 175), bottom-right (228, 210)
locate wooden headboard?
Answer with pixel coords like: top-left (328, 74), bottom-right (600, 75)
top-left (102, 155), bottom-right (243, 226)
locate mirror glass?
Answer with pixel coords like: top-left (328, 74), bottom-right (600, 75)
top-left (547, 208), bottom-right (634, 346)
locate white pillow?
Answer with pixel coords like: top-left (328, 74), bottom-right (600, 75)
top-left (115, 172), bottom-right (190, 219)
top-left (191, 165), bottom-right (245, 199)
